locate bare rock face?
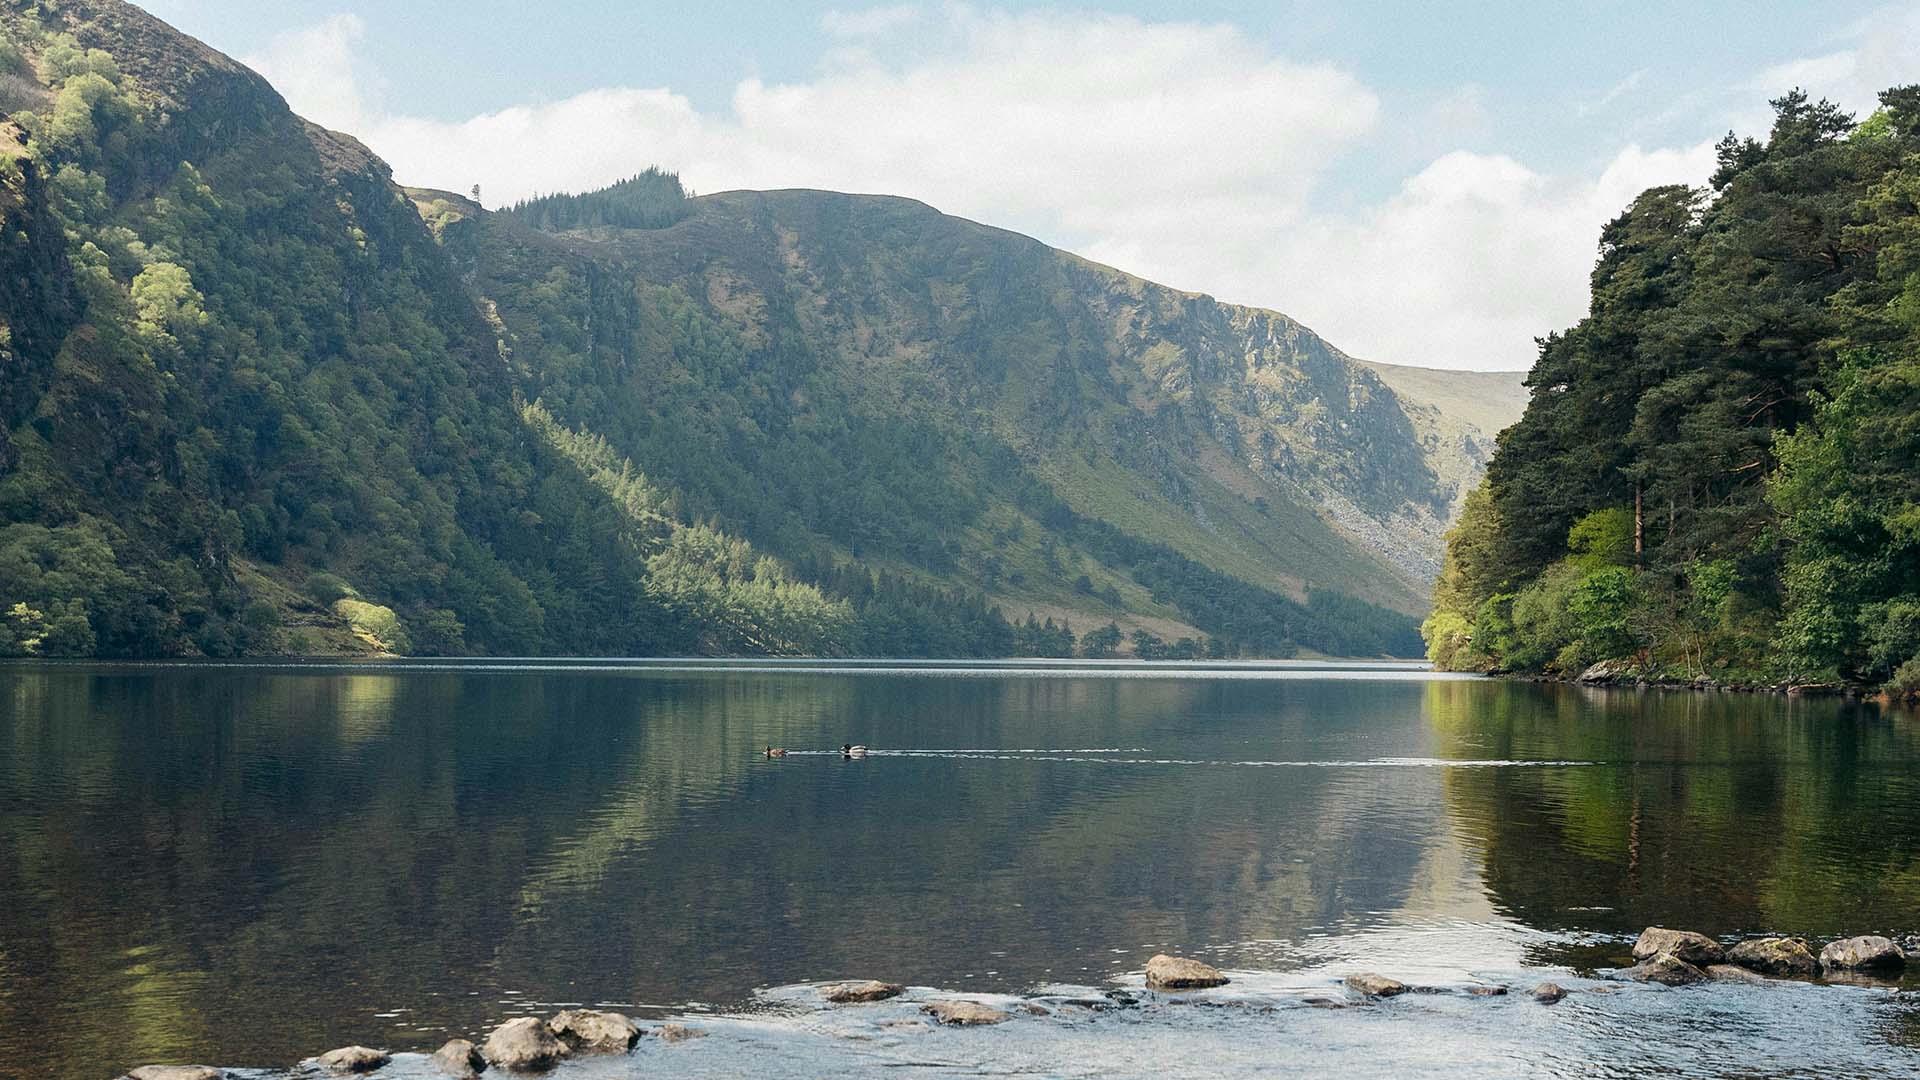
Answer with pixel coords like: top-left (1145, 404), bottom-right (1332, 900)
top-left (127, 1068), bottom-right (225, 1080)
top-left (316, 1046), bottom-right (390, 1073)
top-left (1529, 983), bottom-right (1567, 1004)
top-left (1343, 974), bottom-right (1409, 998)
top-left (482, 1017), bottom-right (568, 1072)
top-left (1632, 928), bottom-right (1726, 966)
top-left (921, 1000), bottom-right (1012, 1026)
top-left (430, 1038), bottom-right (486, 1077)
top-left (825, 980), bottom-right (906, 1003)
top-left (1704, 964), bottom-right (1769, 985)
top-left (1144, 954), bottom-right (1229, 990)
top-left (1623, 955), bottom-right (1708, 986)
top-left (655, 1023), bottom-right (707, 1043)
top-left (1728, 937), bottom-right (1818, 976)
top-left (546, 1009), bottom-right (640, 1054)
top-left (1820, 936), bottom-right (1907, 971)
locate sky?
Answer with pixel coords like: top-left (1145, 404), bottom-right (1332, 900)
top-left (140, 1), bottom-right (1919, 371)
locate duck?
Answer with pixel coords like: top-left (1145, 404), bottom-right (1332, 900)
top-left (765, 745), bottom-right (788, 758)
top-left (841, 743), bottom-right (868, 758)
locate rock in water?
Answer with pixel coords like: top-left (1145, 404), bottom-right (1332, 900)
top-left (655, 1023), bottom-right (706, 1043)
top-left (1344, 974), bottom-right (1409, 998)
top-left (1728, 937), bottom-right (1818, 975)
top-left (316, 1046), bottom-right (390, 1073)
top-left (825, 980), bottom-right (906, 1003)
top-left (1704, 964), bottom-right (1769, 985)
top-left (1529, 983), bottom-right (1566, 1004)
top-left (1819, 936), bottom-right (1907, 971)
top-left (921, 1000), bottom-right (1012, 1026)
top-left (1144, 954), bottom-right (1229, 990)
top-left (128, 1068), bottom-right (224, 1080)
top-left (547, 1009), bottom-right (640, 1053)
top-left (1623, 955), bottom-right (1708, 986)
top-left (1631, 927), bottom-right (1726, 966)
top-left (1466, 985), bottom-right (1508, 996)
top-left (431, 1039), bottom-right (486, 1077)
top-left (482, 1017), bottom-right (568, 1072)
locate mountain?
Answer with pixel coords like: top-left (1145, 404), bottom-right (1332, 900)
top-left (0, 0), bottom-right (1513, 659)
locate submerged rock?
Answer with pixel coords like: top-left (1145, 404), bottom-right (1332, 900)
top-left (1144, 954), bottom-right (1229, 990)
top-left (921, 1000), bottom-right (1012, 1026)
top-left (127, 1068), bottom-right (224, 1080)
top-left (1632, 928), bottom-right (1726, 966)
top-left (1728, 937), bottom-right (1818, 976)
top-left (1705, 964), bottom-right (1770, 985)
top-left (431, 1038), bottom-right (486, 1077)
top-left (654, 1023), bottom-right (707, 1043)
top-left (1466, 985), bottom-right (1508, 996)
top-left (1819, 936), bottom-right (1907, 971)
top-left (1343, 974), bottom-right (1409, 998)
top-left (547, 1009), bottom-right (640, 1054)
top-left (1529, 983), bottom-right (1567, 1004)
top-left (482, 1017), bottom-right (568, 1072)
top-left (1623, 955), bottom-right (1708, 986)
top-left (316, 1046), bottom-right (390, 1073)
top-left (825, 980), bottom-right (905, 1003)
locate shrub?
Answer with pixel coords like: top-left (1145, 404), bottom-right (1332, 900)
top-left (304, 572), bottom-right (355, 605)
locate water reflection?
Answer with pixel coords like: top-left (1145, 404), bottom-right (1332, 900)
top-left (0, 663), bottom-right (1915, 1077)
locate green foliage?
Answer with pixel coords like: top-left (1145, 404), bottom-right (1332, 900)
top-left (332, 598), bottom-right (410, 654)
top-left (1079, 621), bottom-right (1123, 659)
top-left (504, 168), bottom-right (690, 232)
top-left (1436, 83), bottom-right (1920, 686)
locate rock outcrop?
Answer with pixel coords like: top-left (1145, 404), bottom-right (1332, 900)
top-left (1819, 936), bottom-right (1907, 971)
top-left (921, 1000), bottom-right (1012, 1026)
top-left (1343, 974), bottom-right (1409, 998)
top-left (482, 1017), bottom-right (568, 1072)
top-left (547, 1009), bottom-right (640, 1054)
top-left (1632, 928), bottom-right (1726, 966)
top-left (825, 980), bottom-right (906, 1003)
top-left (1727, 937), bottom-right (1817, 976)
top-left (431, 1038), bottom-right (487, 1077)
top-left (316, 1046), bottom-right (390, 1073)
top-left (1622, 955), bottom-right (1708, 986)
top-left (1145, 954), bottom-right (1230, 990)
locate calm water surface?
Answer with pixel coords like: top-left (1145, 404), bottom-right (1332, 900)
top-left (2, 660), bottom-right (1919, 1078)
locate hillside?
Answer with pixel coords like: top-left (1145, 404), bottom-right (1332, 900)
top-left (0, 0), bottom-right (1506, 659)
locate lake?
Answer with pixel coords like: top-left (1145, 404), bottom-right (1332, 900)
top-left (3, 660), bottom-right (1919, 1078)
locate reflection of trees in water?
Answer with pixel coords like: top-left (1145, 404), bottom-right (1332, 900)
top-left (1426, 680), bottom-right (1920, 942)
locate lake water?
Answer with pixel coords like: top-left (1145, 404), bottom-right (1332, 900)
top-left (3, 660), bottom-right (1919, 1079)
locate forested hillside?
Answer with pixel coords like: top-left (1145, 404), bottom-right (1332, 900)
top-left (0, 0), bottom-right (1505, 660)
top-left (1424, 86), bottom-right (1920, 696)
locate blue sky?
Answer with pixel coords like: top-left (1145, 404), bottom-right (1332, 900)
top-left (141, 1), bottom-right (1915, 369)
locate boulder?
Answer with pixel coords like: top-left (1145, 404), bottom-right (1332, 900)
top-left (482, 1017), bottom-right (568, 1072)
top-left (430, 1039), bottom-right (486, 1077)
top-left (921, 1000), bottom-right (1012, 1026)
top-left (1343, 974), bottom-right (1409, 998)
top-left (1727, 937), bottom-right (1817, 976)
top-left (546, 1009), bottom-right (639, 1054)
top-left (1632, 927), bottom-right (1726, 966)
top-left (128, 1069), bottom-right (224, 1080)
top-left (1704, 964), bottom-right (1769, 985)
top-left (654, 1023), bottom-right (706, 1043)
top-left (1819, 935), bottom-right (1907, 971)
top-left (1622, 955), bottom-right (1708, 986)
top-left (317, 1046), bottom-right (390, 1073)
top-left (1144, 954), bottom-right (1228, 990)
top-left (825, 980), bottom-right (905, 1003)
top-left (1579, 660), bottom-right (1626, 684)
top-left (1466, 985), bottom-right (1508, 996)
top-left (1529, 983), bottom-right (1566, 1004)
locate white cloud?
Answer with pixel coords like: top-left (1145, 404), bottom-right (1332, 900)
top-left (1748, 4), bottom-right (1920, 119)
top-left (243, 6), bottom-right (1730, 371)
top-left (240, 14), bottom-right (377, 133)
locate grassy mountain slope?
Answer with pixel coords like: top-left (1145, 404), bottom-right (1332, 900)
top-left (0, 0), bottom-right (1500, 658)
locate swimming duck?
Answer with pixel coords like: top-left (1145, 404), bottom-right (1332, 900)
top-left (841, 743), bottom-right (868, 758)
top-left (765, 745), bottom-right (788, 757)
